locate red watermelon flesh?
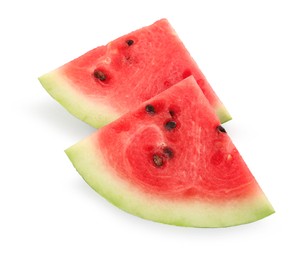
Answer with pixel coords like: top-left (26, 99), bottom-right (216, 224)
top-left (39, 19), bottom-right (231, 128)
top-left (65, 76), bottom-right (274, 227)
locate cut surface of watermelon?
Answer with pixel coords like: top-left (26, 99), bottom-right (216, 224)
top-left (39, 19), bottom-right (231, 128)
top-left (65, 76), bottom-right (274, 227)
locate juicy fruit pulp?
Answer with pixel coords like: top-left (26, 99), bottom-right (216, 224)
top-left (65, 76), bottom-right (274, 227)
top-left (39, 19), bottom-right (231, 128)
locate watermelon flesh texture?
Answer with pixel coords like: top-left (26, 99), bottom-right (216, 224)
top-left (39, 19), bottom-right (231, 128)
top-left (65, 76), bottom-right (274, 227)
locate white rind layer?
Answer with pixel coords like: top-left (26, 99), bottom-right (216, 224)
top-left (39, 69), bottom-right (119, 128)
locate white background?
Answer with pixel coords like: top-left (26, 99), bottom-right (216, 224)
top-left (1, 0), bottom-right (300, 259)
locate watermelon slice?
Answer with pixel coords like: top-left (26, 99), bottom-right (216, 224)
top-left (65, 76), bottom-right (274, 227)
top-left (39, 19), bottom-right (231, 128)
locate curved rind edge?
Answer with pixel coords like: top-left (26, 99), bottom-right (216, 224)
top-left (38, 70), bottom-right (119, 128)
top-left (65, 136), bottom-right (274, 228)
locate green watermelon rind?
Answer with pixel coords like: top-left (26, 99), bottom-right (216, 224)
top-left (38, 70), bottom-right (119, 128)
top-left (216, 105), bottom-right (232, 124)
top-left (65, 135), bottom-right (274, 228)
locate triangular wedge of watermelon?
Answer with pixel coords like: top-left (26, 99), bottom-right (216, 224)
top-left (65, 76), bottom-right (274, 228)
top-left (39, 19), bottom-right (231, 128)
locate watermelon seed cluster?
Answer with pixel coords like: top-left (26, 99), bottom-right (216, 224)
top-left (152, 146), bottom-right (174, 168)
top-left (146, 102), bottom-right (228, 169)
top-left (93, 39), bottom-right (135, 85)
top-left (144, 103), bottom-right (178, 168)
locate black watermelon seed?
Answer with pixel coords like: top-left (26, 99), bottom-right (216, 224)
top-left (93, 70), bottom-right (106, 81)
top-left (169, 110), bottom-right (175, 117)
top-left (145, 104), bottom-right (155, 114)
top-left (163, 147), bottom-right (174, 158)
top-left (165, 120), bottom-right (177, 131)
top-left (126, 39), bottom-right (134, 46)
top-left (153, 154), bottom-right (163, 167)
top-left (217, 125), bottom-right (227, 133)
